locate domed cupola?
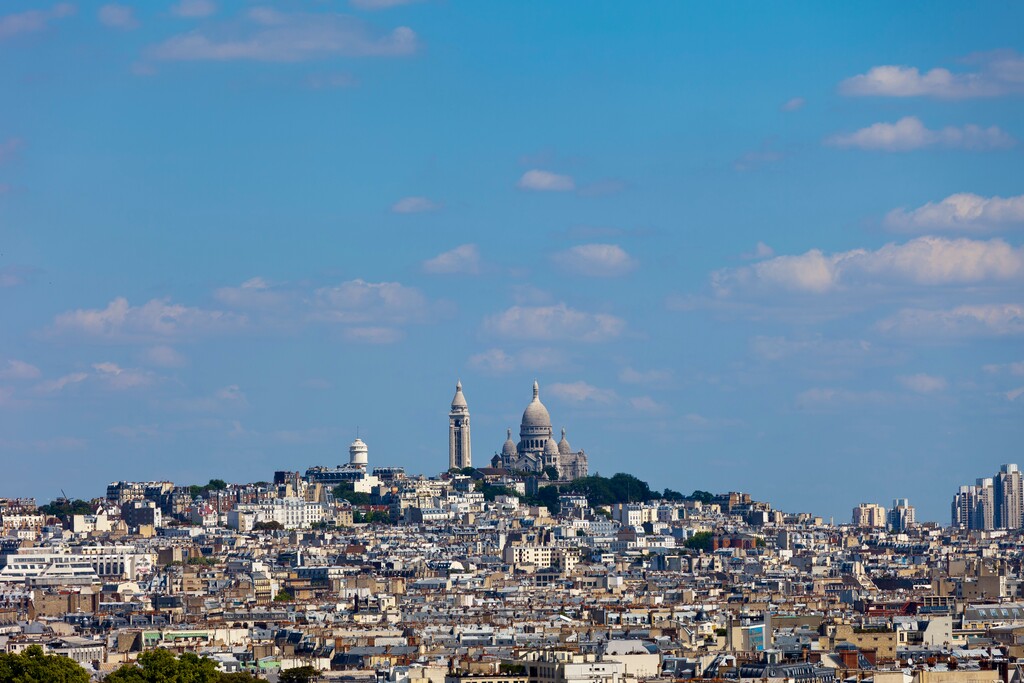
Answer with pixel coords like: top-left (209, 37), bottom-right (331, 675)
top-left (557, 427), bottom-right (572, 455)
top-left (520, 380), bottom-right (553, 441)
top-left (544, 437), bottom-right (560, 456)
top-left (501, 428), bottom-right (516, 456)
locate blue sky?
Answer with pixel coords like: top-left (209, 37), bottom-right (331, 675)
top-left (1, 1), bottom-right (1022, 521)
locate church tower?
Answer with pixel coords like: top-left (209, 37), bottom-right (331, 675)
top-left (449, 381), bottom-right (472, 470)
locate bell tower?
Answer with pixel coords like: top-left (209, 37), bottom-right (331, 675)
top-left (449, 380), bottom-right (472, 470)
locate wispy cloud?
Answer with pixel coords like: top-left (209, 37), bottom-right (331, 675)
top-left (552, 244), bottom-right (637, 277)
top-left (422, 244), bottom-right (481, 275)
top-left (0, 3), bottom-right (74, 40)
top-left (885, 193), bottom-right (1024, 233)
top-left (878, 303), bottom-right (1024, 338)
top-left (840, 51), bottom-right (1024, 99)
top-left (98, 4), bottom-right (139, 30)
top-left (49, 297), bottom-right (246, 342)
top-left (517, 169), bottom-right (575, 192)
top-left (712, 236), bottom-right (1024, 295)
top-left (468, 347), bottom-right (565, 374)
top-left (619, 366), bottom-right (672, 385)
top-left (898, 373), bottom-right (948, 394)
top-left (781, 97), bottom-right (805, 111)
top-left (147, 9), bottom-right (417, 62)
top-left (827, 116), bottom-right (1015, 151)
top-left (485, 303), bottom-right (625, 342)
top-left (548, 381), bottom-right (616, 403)
top-left (0, 360), bottom-right (41, 380)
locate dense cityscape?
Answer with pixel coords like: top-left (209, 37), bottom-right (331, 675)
top-left (2, 2), bottom-right (1022, 683)
top-left (0, 381), bottom-right (1021, 682)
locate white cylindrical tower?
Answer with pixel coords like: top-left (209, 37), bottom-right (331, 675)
top-left (349, 438), bottom-right (368, 470)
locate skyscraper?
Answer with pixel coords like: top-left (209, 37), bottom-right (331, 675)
top-left (449, 381), bottom-right (472, 470)
top-left (995, 464), bottom-right (1023, 530)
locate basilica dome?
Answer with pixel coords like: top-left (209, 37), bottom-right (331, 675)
top-left (558, 428), bottom-right (572, 455)
top-left (544, 438), bottom-right (560, 456)
top-left (521, 380), bottom-right (552, 430)
top-left (501, 429), bottom-right (516, 456)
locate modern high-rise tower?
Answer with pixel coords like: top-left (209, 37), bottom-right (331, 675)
top-left (449, 381), bottom-right (472, 470)
top-left (996, 464), bottom-right (1023, 530)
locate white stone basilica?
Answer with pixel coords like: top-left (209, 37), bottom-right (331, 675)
top-left (494, 381), bottom-right (588, 480)
top-left (448, 380), bottom-right (588, 480)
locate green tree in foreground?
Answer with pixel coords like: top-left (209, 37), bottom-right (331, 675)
top-left (106, 648), bottom-right (221, 683)
top-left (279, 665), bottom-right (319, 683)
top-left (0, 645), bottom-right (90, 683)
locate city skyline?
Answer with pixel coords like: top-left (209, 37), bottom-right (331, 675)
top-left (1, 2), bottom-right (1023, 522)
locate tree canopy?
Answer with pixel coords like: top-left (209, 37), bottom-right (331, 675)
top-left (38, 498), bottom-right (93, 521)
top-left (0, 644), bottom-right (91, 683)
top-left (106, 649), bottom-right (240, 683)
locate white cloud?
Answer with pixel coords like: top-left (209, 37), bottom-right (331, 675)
top-left (0, 3), bottom-right (74, 40)
top-left (619, 366), bottom-right (672, 385)
top-left (750, 336), bottom-right (874, 362)
top-left (827, 116), bottom-right (1015, 151)
top-left (983, 361), bottom-right (1024, 377)
top-left (391, 196), bottom-right (440, 213)
top-left (548, 381), bottom-right (616, 403)
top-left (630, 396), bottom-right (668, 414)
top-left (0, 360), bottom-right (41, 380)
top-left (50, 297), bottom-right (246, 341)
top-left (878, 303), bottom-right (1024, 338)
top-left (740, 242), bottom-right (775, 260)
top-left (781, 97), bottom-right (805, 111)
top-left (148, 11), bottom-right (417, 62)
top-left (214, 277), bottom-right (289, 309)
top-left (422, 244), bottom-right (480, 275)
top-left (885, 193), bottom-right (1024, 233)
top-left (552, 244), bottom-right (637, 277)
top-left (517, 169), bottom-right (575, 192)
top-left (485, 303), bottom-right (625, 342)
top-left (468, 347), bottom-right (564, 374)
top-left (898, 373), bottom-right (948, 394)
top-left (144, 345), bottom-right (187, 368)
top-left (171, 0), bottom-right (217, 18)
top-left (713, 236), bottom-right (1024, 295)
top-left (92, 362), bottom-right (156, 389)
top-left (33, 372), bottom-right (88, 395)
top-left (794, 387), bottom-right (894, 410)
top-left (312, 279), bottom-right (432, 325)
top-left (98, 4), bottom-right (139, 30)
top-left (1006, 387), bottom-right (1024, 402)
top-left (840, 52), bottom-right (1024, 99)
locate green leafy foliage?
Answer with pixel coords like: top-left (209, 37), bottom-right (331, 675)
top-left (474, 480), bottom-right (521, 501)
top-left (279, 665), bottom-right (319, 683)
top-left (38, 499), bottom-right (93, 521)
top-left (0, 644), bottom-right (91, 683)
top-left (544, 466), bottom-right (560, 481)
top-left (332, 482), bottom-right (371, 506)
top-left (688, 490), bottom-right (715, 504)
top-left (253, 520), bottom-right (283, 531)
top-left (274, 589), bottom-right (293, 602)
top-left (560, 473), bottom-right (653, 506)
top-left (106, 649), bottom-right (223, 683)
top-left (684, 531), bottom-right (714, 552)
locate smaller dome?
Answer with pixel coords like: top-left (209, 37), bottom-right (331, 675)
top-left (544, 438), bottom-right (560, 456)
top-left (557, 427), bottom-right (572, 455)
top-left (501, 428), bottom-right (516, 456)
